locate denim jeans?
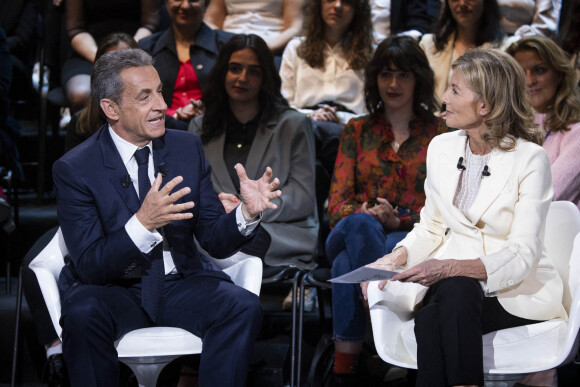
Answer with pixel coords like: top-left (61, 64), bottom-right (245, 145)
top-left (325, 213), bottom-right (408, 342)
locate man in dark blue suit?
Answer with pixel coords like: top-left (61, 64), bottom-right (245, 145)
top-left (52, 48), bottom-right (281, 387)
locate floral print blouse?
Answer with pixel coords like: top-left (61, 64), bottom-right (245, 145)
top-left (328, 114), bottom-right (447, 230)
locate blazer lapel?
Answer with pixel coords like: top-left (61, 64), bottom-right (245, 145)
top-left (244, 119), bottom-right (276, 179)
top-left (152, 135), bottom-right (174, 184)
top-left (437, 132), bottom-right (474, 228)
top-left (468, 147), bottom-right (514, 224)
top-left (205, 133), bottom-right (238, 194)
top-left (100, 127), bottom-right (141, 214)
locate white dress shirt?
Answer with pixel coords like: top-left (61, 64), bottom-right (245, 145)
top-left (109, 126), bottom-right (260, 275)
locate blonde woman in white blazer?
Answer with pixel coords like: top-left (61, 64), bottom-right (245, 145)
top-left (362, 48), bottom-right (567, 386)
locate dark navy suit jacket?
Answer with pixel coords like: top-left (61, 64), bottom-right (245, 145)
top-left (53, 126), bottom-right (251, 296)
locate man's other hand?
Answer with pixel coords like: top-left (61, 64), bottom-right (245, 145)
top-left (236, 164), bottom-right (282, 220)
top-left (136, 174), bottom-right (195, 231)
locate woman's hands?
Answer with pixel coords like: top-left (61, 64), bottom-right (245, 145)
top-left (362, 257), bottom-right (487, 299)
top-left (309, 104), bottom-right (339, 123)
top-left (391, 259), bottom-right (456, 287)
top-left (361, 198), bottom-right (401, 231)
top-left (174, 99), bottom-right (205, 121)
top-left (218, 193), bottom-right (240, 214)
top-left (361, 247), bottom-right (408, 299)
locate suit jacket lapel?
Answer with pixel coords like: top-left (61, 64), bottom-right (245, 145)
top-left (204, 133), bottom-right (238, 194)
top-left (244, 118), bottom-right (276, 179)
top-left (152, 135), bottom-right (175, 184)
top-left (100, 127), bottom-right (141, 214)
top-left (468, 147), bottom-right (514, 224)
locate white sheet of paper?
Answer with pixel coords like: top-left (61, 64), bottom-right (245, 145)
top-left (329, 266), bottom-right (399, 283)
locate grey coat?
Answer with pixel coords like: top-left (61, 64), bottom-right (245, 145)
top-left (189, 109), bottom-right (318, 269)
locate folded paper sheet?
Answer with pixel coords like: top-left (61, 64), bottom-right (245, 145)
top-left (329, 266), bottom-right (400, 283)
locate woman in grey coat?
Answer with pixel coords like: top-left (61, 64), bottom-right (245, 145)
top-left (189, 34), bottom-right (318, 270)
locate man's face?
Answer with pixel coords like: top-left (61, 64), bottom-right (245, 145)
top-left (105, 66), bottom-right (167, 146)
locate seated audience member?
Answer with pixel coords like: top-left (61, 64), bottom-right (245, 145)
top-left (557, 0), bottom-right (580, 84)
top-left (509, 35), bottom-right (580, 208)
top-left (62, 0), bottom-right (158, 113)
top-left (363, 47), bottom-right (566, 387)
top-left (52, 48), bottom-right (281, 386)
top-left (326, 36), bottom-right (445, 383)
top-left (419, 0), bottom-right (517, 107)
top-left (139, 0), bottom-right (233, 125)
top-left (189, 34), bottom-right (318, 270)
top-left (280, 0), bottom-right (374, 232)
top-left (498, 0), bottom-right (561, 37)
top-left (280, 0), bottom-right (373, 125)
top-left (204, 0), bottom-right (304, 55)
top-left (0, 0), bottom-right (37, 101)
top-left (66, 33), bottom-right (140, 151)
top-left (370, 0), bottom-right (431, 42)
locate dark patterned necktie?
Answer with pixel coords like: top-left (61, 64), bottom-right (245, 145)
top-left (134, 147), bottom-right (164, 321)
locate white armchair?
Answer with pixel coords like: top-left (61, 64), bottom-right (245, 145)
top-left (368, 201), bottom-right (580, 385)
top-left (27, 228), bottom-right (263, 387)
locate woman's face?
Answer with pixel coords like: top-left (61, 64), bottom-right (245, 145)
top-left (225, 48), bottom-right (263, 105)
top-left (441, 69), bottom-right (488, 131)
top-left (513, 49), bottom-right (558, 114)
top-left (321, 0), bottom-right (355, 35)
top-left (166, 0), bottom-right (205, 29)
top-left (376, 65), bottom-right (416, 113)
top-left (448, 0), bottom-right (484, 29)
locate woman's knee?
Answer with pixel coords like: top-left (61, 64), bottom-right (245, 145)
top-left (340, 212), bottom-right (381, 232)
top-left (430, 276), bottom-right (483, 315)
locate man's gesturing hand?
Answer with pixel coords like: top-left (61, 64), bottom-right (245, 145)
top-left (136, 174), bottom-right (195, 231)
top-left (236, 164), bottom-right (282, 220)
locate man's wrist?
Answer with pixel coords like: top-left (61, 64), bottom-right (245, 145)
top-left (241, 203), bottom-right (259, 222)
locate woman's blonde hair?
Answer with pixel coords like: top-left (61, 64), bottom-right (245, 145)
top-left (507, 35), bottom-right (580, 133)
top-left (452, 47), bottom-right (543, 150)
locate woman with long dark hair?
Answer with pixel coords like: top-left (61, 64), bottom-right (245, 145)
top-left (326, 36), bottom-right (445, 383)
top-left (189, 34), bottom-right (318, 270)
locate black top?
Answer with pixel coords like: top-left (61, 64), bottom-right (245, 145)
top-left (223, 110), bottom-right (262, 193)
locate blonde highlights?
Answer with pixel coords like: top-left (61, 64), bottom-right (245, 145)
top-left (452, 47), bottom-right (543, 150)
top-left (507, 35), bottom-right (580, 133)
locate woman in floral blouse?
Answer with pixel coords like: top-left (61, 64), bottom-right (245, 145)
top-left (326, 36), bottom-right (446, 383)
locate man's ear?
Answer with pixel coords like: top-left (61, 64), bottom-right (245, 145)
top-left (100, 99), bottom-right (120, 121)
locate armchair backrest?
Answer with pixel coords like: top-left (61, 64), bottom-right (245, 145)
top-left (543, 201), bottom-right (580, 314)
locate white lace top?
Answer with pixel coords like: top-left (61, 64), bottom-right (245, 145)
top-left (453, 142), bottom-right (492, 217)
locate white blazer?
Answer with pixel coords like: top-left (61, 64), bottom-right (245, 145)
top-left (395, 130), bottom-right (567, 322)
